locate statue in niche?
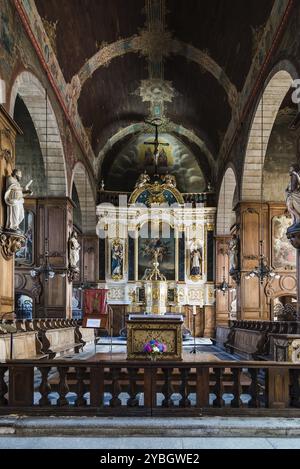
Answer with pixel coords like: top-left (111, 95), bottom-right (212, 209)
top-left (229, 234), bottom-right (239, 273)
top-left (111, 239), bottom-right (123, 280)
top-left (189, 240), bottom-right (202, 278)
top-left (4, 169), bottom-right (32, 231)
top-left (285, 163), bottom-right (300, 225)
top-left (69, 230), bottom-right (81, 270)
top-left (135, 170), bottom-right (150, 189)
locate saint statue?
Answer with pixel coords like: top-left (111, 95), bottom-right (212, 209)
top-left (285, 163), bottom-right (300, 225)
top-left (69, 230), bottom-right (81, 269)
top-left (190, 241), bottom-right (202, 277)
top-left (111, 239), bottom-right (123, 279)
top-left (4, 169), bottom-right (32, 231)
top-left (229, 234), bottom-right (239, 273)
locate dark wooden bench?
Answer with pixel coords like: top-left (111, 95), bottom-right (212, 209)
top-left (225, 328), bottom-right (268, 360)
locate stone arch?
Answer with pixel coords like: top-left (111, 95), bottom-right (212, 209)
top-left (242, 61), bottom-right (298, 201)
top-left (217, 166), bottom-right (237, 235)
top-left (75, 37), bottom-right (237, 111)
top-left (9, 71), bottom-right (67, 196)
top-left (71, 162), bottom-right (96, 234)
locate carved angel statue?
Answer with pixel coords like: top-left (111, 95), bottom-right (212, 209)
top-left (164, 173), bottom-right (177, 187)
top-left (4, 169), bottom-right (33, 231)
top-left (135, 170), bottom-right (150, 189)
top-left (285, 163), bottom-right (300, 225)
top-left (69, 230), bottom-right (81, 269)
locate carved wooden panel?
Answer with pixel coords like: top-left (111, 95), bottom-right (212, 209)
top-left (241, 208), bottom-right (259, 270)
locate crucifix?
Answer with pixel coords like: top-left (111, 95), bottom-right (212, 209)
top-left (144, 120), bottom-right (169, 174)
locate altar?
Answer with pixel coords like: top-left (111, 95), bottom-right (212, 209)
top-left (96, 171), bottom-right (216, 338)
top-left (126, 314), bottom-right (183, 360)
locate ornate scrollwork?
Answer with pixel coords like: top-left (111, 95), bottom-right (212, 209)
top-left (0, 229), bottom-right (26, 260)
top-left (67, 267), bottom-right (80, 283)
top-left (0, 128), bottom-right (13, 163)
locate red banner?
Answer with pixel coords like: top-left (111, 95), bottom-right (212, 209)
top-left (83, 289), bottom-right (108, 316)
top-left (83, 288), bottom-right (108, 328)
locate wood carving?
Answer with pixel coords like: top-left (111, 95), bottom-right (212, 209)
top-left (0, 230), bottom-right (26, 260)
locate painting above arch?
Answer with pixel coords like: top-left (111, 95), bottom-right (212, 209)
top-left (104, 133), bottom-right (206, 193)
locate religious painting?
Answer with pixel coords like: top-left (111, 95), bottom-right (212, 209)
top-left (187, 240), bottom-right (203, 281)
top-left (272, 215), bottom-right (296, 270)
top-left (110, 238), bottom-right (124, 281)
top-left (106, 133), bottom-right (206, 193)
top-left (15, 210), bottom-right (34, 265)
top-left (138, 223), bottom-right (175, 280)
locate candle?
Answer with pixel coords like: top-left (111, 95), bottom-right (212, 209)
top-left (193, 305), bottom-right (197, 316)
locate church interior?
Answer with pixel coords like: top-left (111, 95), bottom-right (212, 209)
top-left (1, 0), bottom-right (300, 450)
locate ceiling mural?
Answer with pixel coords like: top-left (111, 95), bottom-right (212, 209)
top-left (105, 133), bottom-right (206, 193)
top-left (31, 0), bottom-right (279, 189)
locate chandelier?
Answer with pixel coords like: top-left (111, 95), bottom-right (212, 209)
top-left (30, 238), bottom-right (66, 281)
top-left (217, 265), bottom-right (230, 295)
top-left (245, 240), bottom-right (279, 284)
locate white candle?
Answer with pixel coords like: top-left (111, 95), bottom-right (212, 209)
top-left (193, 305), bottom-right (197, 316)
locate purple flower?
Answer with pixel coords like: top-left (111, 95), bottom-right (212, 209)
top-left (142, 340), bottom-right (167, 354)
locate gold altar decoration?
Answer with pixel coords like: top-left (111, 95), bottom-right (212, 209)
top-left (129, 175), bottom-right (184, 206)
top-left (127, 314), bottom-right (183, 360)
top-left (144, 248), bottom-right (168, 314)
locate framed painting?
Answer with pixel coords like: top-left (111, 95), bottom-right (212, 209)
top-left (272, 215), bottom-right (296, 270)
top-left (15, 210), bottom-right (34, 265)
top-left (138, 222), bottom-right (175, 280)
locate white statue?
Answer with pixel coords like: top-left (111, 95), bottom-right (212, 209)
top-left (189, 240), bottom-right (202, 277)
top-left (285, 164), bottom-right (300, 225)
top-left (4, 169), bottom-right (32, 231)
top-left (135, 171), bottom-right (150, 189)
top-left (229, 234), bottom-right (239, 272)
top-left (69, 230), bottom-right (81, 269)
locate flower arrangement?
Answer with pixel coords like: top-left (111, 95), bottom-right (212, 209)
top-left (143, 339), bottom-right (167, 357)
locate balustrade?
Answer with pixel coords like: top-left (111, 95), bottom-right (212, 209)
top-left (0, 360), bottom-right (299, 416)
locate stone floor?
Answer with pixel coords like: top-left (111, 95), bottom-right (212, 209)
top-left (1, 416), bottom-right (300, 448)
top-left (64, 337), bottom-right (237, 361)
top-left (0, 436), bottom-right (300, 449)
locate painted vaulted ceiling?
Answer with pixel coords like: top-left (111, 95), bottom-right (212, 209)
top-left (34, 0), bottom-right (274, 191)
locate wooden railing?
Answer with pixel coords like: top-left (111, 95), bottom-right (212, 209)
top-left (1, 359), bottom-right (300, 416)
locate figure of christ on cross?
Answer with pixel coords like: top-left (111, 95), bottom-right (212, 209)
top-left (144, 119), bottom-right (169, 174)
